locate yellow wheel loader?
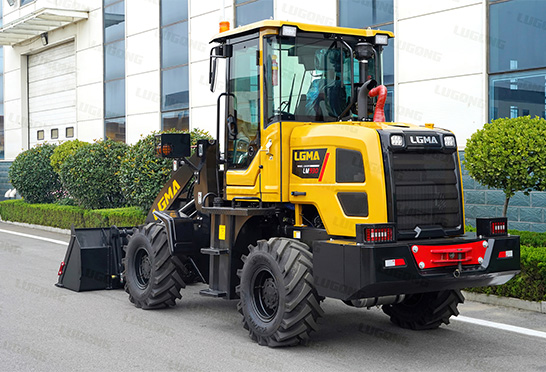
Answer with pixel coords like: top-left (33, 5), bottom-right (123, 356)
top-left (57, 21), bottom-right (520, 347)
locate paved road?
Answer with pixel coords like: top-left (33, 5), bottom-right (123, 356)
top-left (1, 221), bottom-right (545, 372)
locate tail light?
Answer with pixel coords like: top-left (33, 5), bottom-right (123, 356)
top-left (156, 143), bottom-right (173, 157)
top-left (476, 217), bottom-right (508, 237)
top-left (356, 224), bottom-right (396, 244)
top-left (58, 261), bottom-right (65, 276)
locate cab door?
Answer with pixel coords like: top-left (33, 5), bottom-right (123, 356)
top-left (225, 37), bottom-right (262, 192)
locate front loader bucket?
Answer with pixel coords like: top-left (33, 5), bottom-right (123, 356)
top-left (56, 226), bottom-right (132, 292)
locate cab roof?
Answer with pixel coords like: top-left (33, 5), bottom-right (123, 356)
top-left (211, 20), bottom-right (394, 43)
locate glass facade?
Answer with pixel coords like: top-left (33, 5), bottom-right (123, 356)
top-left (489, 0), bottom-right (546, 120)
top-left (338, 0), bottom-right (394, 121)
top-left (104, 0), bottom-right (126, 142)
top-left (161, 0), bottom-right (189, 131)
top-left (339, 0), bottom-right (394, 28)
top-left (235, 0), bottom-right (274, 27)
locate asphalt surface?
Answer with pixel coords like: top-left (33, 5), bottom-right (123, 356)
top-left (1, 221), bottom-right (545, 372)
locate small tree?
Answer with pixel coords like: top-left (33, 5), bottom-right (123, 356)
top-left (50, 139), bottom-right (89, 174)
top-left (464, 116), bottom-right (546, 216)
top-left (9, 143), bottom-right (62, 204)
top-left (60, 139), bottom-right (128, 209)
top-left (120, 128), bottom-right (213, 211)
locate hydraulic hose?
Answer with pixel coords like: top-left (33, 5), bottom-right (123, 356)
top-left (368, 85), bottom-right (387, 122)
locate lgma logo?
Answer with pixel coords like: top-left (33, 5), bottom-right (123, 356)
top-left (409, 136), bottom-right (438, 145)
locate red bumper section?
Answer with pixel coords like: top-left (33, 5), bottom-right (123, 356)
top-left (410, 240), bottom-right (488, 270)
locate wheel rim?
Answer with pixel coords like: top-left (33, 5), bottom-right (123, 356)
top-left (251, 267), bottom-right (279, 322)
top-left (134, 247), bottom-right (152, 290)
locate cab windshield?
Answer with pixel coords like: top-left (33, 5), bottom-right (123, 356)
top-left (264, 33), bottom-right (380, 125)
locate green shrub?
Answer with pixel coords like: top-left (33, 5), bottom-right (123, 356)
top-left (466, 245), bottom-right (546, 302)
top-left (9, 143), bottom-right (62, 204)
top-left (0, 199), bottom-right (145, 229)
top-left (50, 139), bottom-right (89, 174)
top-left (120, 129), bottom-right (213, 211)
top-left (464, 116), bottom-right (546, 216)
top-left (60, 139), bottom-right (128, 209)
top-left (466, 225), bottom-right (546, 248)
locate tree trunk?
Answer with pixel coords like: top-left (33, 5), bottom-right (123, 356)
top-left (502, 196), bottom-right (510, 217)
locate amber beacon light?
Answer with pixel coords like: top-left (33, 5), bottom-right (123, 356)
top-left (220, 21), bottom-right (230, 33)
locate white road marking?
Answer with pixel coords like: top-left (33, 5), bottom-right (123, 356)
top-left (455, 315), bottom-right (546, 340)
top-left (0, 228), bottom-right (68, 246)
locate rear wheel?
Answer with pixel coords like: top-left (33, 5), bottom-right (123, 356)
top-left (382, 290), bottom-right (464, 330)
top-left (123, 223), bottom-right (186, 309)
top-left (237, 238), bottom-right (324, 347)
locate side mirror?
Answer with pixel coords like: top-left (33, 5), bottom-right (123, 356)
top-left (209, 57), bottom-right (218, 92)
top-left (209, 44), bottom-right (232, 92)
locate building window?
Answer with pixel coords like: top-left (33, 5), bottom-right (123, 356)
top-left (51, 129), bottom-right (59, 139)
top-left (489, 0), bottom-right (546, 120)
top-left (66, 127), bottom-right (74, 138)
top-left (37, 130), bottom-right (44, 141)
top-left (20, 0), bottom-right (35, 6)
top-left (104, 0), bottom-right (126, 142)
top-left (338, 0), bottom-right (394, 121)
top-left (160, 0), bottom-right (189, 131)
top-left (235, 0), bottom-right (273, 27)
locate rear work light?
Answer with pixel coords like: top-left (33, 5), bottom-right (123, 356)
top-left (476, 217), bottom-right (508, 237)
top-left (356, 223), bottom-right (396, 244)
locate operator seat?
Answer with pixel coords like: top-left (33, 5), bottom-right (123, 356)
top-left (304, 49), bottom-right (347, 121)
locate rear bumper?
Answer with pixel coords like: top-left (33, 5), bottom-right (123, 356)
top-left (312, 234), bottom-right (520, 300)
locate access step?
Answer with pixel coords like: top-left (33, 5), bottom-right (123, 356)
top-left (200, 247), bottom-right (229, 255)
top-left (199, 289), bottom-right (227, 297)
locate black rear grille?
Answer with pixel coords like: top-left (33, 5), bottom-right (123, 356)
top-left (391, 152), bottom-right (462, 232)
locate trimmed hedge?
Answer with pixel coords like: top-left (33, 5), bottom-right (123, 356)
top-left (466, 245), bottom-right (546, 302)
top-left (0, 200), bottom-right (145, 229)
top-left (464, 226), bottom-right (546, 302)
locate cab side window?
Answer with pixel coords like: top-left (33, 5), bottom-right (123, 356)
top-left (227, 38), bottom-right (260, 169)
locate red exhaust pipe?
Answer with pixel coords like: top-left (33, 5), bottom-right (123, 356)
top-left (368, 85), bottom-right (387, 122)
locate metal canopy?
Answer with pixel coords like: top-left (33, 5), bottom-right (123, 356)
top-left (0, 8), bottom-right (88, 46)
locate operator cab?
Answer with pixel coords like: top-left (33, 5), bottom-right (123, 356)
top-left (209, 21), bottom-right (393, 171)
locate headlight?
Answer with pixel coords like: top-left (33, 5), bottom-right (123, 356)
top-left (375, 34), bottom-right (389, 46)
top-left (444, 136), bottom-right (456, 148)
top-left (390, 135), bottom-right (404, 147)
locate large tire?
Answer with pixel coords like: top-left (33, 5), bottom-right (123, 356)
top-left (237, 238), bottom-right (324, 347)
top-left (382, 289), bottom-right (464, 330)
top-left (123, 223), bottom-right (186, 309)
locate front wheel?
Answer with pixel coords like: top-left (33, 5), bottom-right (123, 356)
top-left (237, 238), bottom-right (324, 347)
top-left (123, 223), bottom-right (186, 309)
top-left (382, 290), bottom-right (464, 330)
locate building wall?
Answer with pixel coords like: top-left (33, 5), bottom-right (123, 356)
top-left (2, 0), bottom-right (489, 158)
top-left (188, 0), bottom-right (233, 138)
top-left (2, 0), bottom-right (546, 231)
top-left (3, 0), bottom-right (104, 159)
top-left (394, 0), bottom-right (487, 145)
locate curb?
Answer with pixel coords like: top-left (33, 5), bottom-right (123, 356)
top-left (462, 290), bottom-right (546, 314)
top-left (0, 219), bottom-right (71, 236)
